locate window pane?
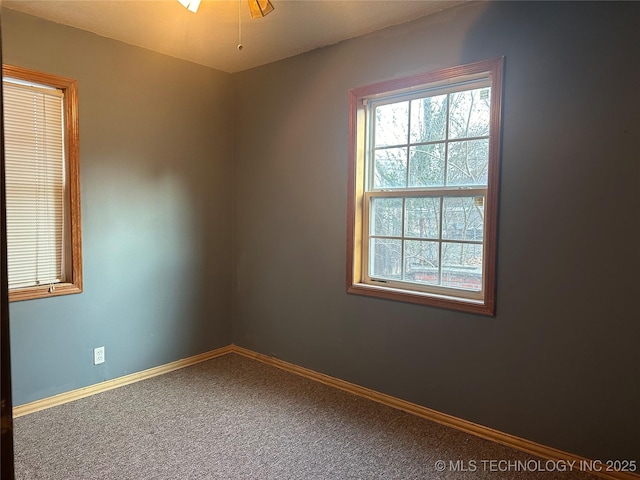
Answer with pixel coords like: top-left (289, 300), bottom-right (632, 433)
top-left (446, 139), bottom-right (489, 186)
top-left (410, 94), bottom-right (447, 143)
top-left (405, 197), bottom-right (440, 239)
top-left (404, 240), bottom-right (439, 285)
top-left (370, 197), bottom-right (402, 237)
top-left (442, 242), bottom-right (483, 291)
top-left (408, 144), bottom-right (445, 187)
top-left (442, 197), bottom-right (484, 241)
top-left (373, 147), bottom-right (407, 188)
top-left (374, 101), bottom-right (408, 147)
top-left (448, 88), bottom-right (491, 139)
top-left (370, 238), bottom-right (402, 280)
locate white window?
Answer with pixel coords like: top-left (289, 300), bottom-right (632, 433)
top-left (3, 65), bottom-right (82, 302)
top-left (347, 59), bottom-right (503, 315)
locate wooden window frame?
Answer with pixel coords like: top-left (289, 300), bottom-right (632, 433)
top-left (3, 65), bottom-right (83, 302)
top-left (346, 58), bottom-right (504, 315)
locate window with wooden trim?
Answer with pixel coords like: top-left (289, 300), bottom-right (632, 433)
top-left (2, 65), bottom-right (82, 302)
top-left (347, 58), bottom-right (503, 315)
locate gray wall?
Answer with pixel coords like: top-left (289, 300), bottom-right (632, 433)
top-left (3, 0), bottom-right (639, 466)
top-left (3, 9), bottom-right (234, 405)
top-left (233, 1), bottom-right (639, 463)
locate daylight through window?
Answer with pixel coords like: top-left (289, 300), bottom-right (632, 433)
top-left (347, 59), bottom-right (503, 315)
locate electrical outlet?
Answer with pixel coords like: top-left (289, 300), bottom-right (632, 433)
top-left (94, 346), bottom-right (105, 365)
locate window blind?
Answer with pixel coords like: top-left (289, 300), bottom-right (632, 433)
top-left (3, 80), bottom-right (66, 289)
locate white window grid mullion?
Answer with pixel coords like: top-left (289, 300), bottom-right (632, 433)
top-left (369, 235), bottom-right (404, 241)
top-left (402, 99), bottom-right (412, 281)
top-left (400, 197), bottom-right (406, 281)
top-left (365, 99), bottom-right (376, 192)
top-left (362, 192), bottom-right (371, 283)
top-left (363, 100), bottom-right (372, 283)
top-left (435, 195), bottom-right (442, 286)
top-left (362, 78), bottom-right (490, 297)
top-left (405, 98), bottom-right (412, 189)
top-left (439, 92), bottom-right (451, 288)
top-left (438, 239), bottom-right (483, 246)
top-left (367, 188), bottom-right (487, 197)
top-left (443, 92), bottom-right (451, 188)
top-left (365, 190), bottom-right (486, 280)
top-left (380, 135), bottom-right (490, 151)
top-left (367, 236), bottom-right (483, 245)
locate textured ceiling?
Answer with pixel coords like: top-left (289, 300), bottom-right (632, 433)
top-left (3, 0), bottom-right (467, 73)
